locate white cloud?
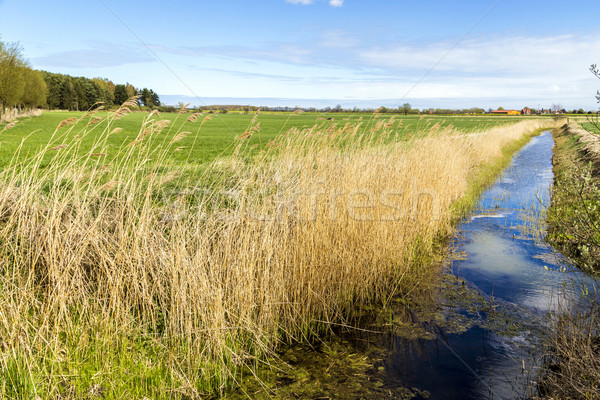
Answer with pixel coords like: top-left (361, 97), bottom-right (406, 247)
top-left (150, 31), bottom-right (600, 109)
top-left (358, 34), bottom-right (600, 77)
top-left (285, 0), bottom-right (343, 6)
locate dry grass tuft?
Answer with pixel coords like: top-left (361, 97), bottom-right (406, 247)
top-left (1, 121), bottom-right (17, 131)
top-left (171, 131), bottom-right (191, 144)
top-left (57, 117), bottom-right (77, 129)
top-left (187, 112), bottom-right (203, 122)
top-left (87, 116), bottom-right (102, 126)
top-left (178, 103), bottom-right (191, 115)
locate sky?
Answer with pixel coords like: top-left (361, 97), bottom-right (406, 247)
top-left (0, 0), bottom-right (599, 110)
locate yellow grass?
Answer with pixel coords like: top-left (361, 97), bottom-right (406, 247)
top-left (0, 103), bottom-right (560, 398)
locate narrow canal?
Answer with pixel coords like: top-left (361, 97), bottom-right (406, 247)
top-left (388, 131), bottom-right (583, 399)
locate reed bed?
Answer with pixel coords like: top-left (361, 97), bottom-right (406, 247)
top-left (0, 102), bottom-right (559, 398)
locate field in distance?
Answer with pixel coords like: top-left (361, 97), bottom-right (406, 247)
top-left (0, 110), bottom-right (541, 168)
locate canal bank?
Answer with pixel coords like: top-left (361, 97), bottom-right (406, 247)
top-left (538, 124), bottom-right (600, 399)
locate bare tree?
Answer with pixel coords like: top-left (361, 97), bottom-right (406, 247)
top-left (589, 64), bottom-right (600, 131)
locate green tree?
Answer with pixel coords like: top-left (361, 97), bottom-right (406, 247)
top-left (41, 71), bottom-right (66, 109)
top-left (60, 77), bottom-right (78, 110)
top-left (21, 69), bottom-right (46, 109)
top-left (150, 89), bottom-right (160, 107)
top-left (125, 83), bottom-right (137, 99)
top-left (401, 103), bottom-right (411, 115)
top-left (92, 78), bottom-right (115, 107)
top-left (114, 84), bottom-right (128, 105)
top-left (138, 88), bottom-right (151, 108)
top-left (0, 41), bottom-right (26, 116)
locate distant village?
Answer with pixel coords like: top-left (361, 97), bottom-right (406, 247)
top-left (188, 103), bottom-right (593, 115)
top-left (490, 107), bottom-right (568, 115)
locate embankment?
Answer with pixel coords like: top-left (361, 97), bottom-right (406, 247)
top-left (547, 123), bottom-right (600, 271)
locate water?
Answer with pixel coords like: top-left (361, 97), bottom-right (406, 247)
top-left (387, 132), bottom-right (585, 399)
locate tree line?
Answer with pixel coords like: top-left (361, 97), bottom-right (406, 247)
top-left (42, 72), bottom-right (160, 111)
top-left (0, 40), bottom-right (160, 118)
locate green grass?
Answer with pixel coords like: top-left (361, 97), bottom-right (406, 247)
top-left (0, 110), bottom-right (535, 169)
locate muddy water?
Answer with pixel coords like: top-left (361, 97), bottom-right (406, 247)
top-left (388, 131), bottom-right (583, 399)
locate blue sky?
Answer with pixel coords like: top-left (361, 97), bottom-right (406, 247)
top-left (0, 0), bottom-right (599, 109)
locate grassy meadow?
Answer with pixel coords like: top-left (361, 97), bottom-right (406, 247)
top-left (0, 104), bottom-right (561, 399)
top-left (0, 110), bottom-right (533, 167)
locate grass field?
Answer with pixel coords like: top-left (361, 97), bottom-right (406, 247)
top-left (0, 105), bottom-right (561, 399)
top-left (0, 110), bottom-right (537, 168)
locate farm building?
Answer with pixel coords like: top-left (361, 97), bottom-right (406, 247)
top-left (491, 109), bottom-right (521, 115)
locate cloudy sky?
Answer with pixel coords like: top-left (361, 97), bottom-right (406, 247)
top-left (0, 0), bottom-right (598, 110)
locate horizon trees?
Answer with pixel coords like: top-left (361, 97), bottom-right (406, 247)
top-left (43, 72), bottom-right (160, 111)
top-left (0, 40), bottom-right (46, 118)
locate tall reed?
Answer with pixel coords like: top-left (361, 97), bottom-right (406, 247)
top-left (0, 104), bottom-right (559, 398)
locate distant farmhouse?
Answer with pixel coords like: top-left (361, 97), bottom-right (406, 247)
top-left (490, 108), bottom-right (531, 115)
top-left (491, 109), bottom-right (522, 115)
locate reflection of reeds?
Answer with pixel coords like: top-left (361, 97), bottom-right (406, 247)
top-left (0, 103), bottom-right (558, 397)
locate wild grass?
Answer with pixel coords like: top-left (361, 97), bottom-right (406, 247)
top-left (0, 100), bottom-right (559, 398)
top-left (536, 280), bottom-right (600, 400)
top-left (547, 124), bottom-right (600, 272)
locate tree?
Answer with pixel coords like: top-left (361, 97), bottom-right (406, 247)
top-left (114, 84), bottom-right (128, 105)
top-left (401, 103), bottom-right (411, 115)
top-left (590, 64), bottom-right (600, 131)
top-left (0, 41), bottom-right (26, 116)
top-left (551, 103), bottom-right (564, 114)
top-left (150, 89), bottom-right (160, 107)
top-left (41, 71), bottom-right (66, 109)
top-left (21, 69), bottom-right (46, 109)
top-left (92, 78), bottom-right (115, 107)
top-left (125, 83), bottom-right (137, 99)
top-left (138, 88), bottom-right (160, 108)
top-left (60, 77), bottom-right (78, 110)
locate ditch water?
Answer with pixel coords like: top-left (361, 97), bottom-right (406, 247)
top-left (387, 131), bottom-right (585, 399)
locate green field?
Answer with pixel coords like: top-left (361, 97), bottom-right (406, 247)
top-left (0, 110), bottom-right (540, 168)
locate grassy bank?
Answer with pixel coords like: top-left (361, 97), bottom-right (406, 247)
top-left (0, 103), bottom-right (558, 399)
top-left (536, 123), bottom-right (600, 399)
top-left (547, 124), bottom-right (600, 272)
